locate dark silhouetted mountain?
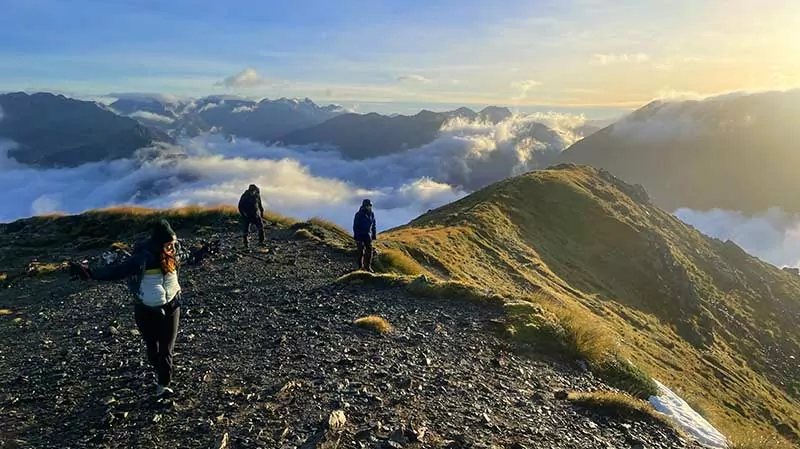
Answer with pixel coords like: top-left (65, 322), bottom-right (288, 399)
top-left (558, 89), bottom-right (800, 213)
top-left (479, 106), bottom-right (513, 123)
top-left (0, 92), bottom-right (173, 167)
top-left (110, 94), bottom-right (347, 140)
top-left (278, 108), bottom-right (482, 159)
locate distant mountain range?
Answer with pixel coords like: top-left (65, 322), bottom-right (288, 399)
top-left (558, 89), bottom-right (800, 213)
top-left (0, 92), bottom-right (173, 167)
top-left (112, 94), bottom-right (517, 159)
top-left (278, 106), bottom-right (512, 159)
top-left (109, 94), bottom-right (347, 141)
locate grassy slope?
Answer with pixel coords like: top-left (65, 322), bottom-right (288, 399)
top-left (382, 165), bottom-right (800, 443)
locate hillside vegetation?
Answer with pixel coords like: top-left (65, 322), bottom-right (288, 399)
top-left (382, 164), bottom-right (800, 444)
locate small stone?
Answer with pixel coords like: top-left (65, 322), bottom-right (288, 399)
top-left (218, 432), bottom-right (229, 449)
top-left (152, 414), bottom-right (162, 423)
top-left (554, 390), bottom-right (569, 400)
top-left (108, 326), bottom-right (119, 336)
top-left (328, 410), bottom-right (346, 430)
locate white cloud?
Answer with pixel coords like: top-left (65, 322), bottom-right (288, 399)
top-left (0, 113), bottom-right (593, 230)
top-left (512, 79), bottom-right (542, 100)
top-left (109, 92), bottom-right (187, 104)
top-left (215, 68), bottom-right (272, 88)
top-left (677, 207), bottom-right (800, 268)
top-left (590, 53), bottom-right (650, 66)
top-left (129, 110), bottom-right (175, 123)
top-left (396, 74), bottom-right (432, 84)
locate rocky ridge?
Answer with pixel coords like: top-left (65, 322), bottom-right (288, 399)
top-left (0, 224), bottom-right (696, 448)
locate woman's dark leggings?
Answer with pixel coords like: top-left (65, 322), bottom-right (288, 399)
top-left (134, 300), bottom-right (180, 387)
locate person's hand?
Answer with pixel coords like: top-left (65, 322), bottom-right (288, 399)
top-left (68, 262), bottom-right (91, 281)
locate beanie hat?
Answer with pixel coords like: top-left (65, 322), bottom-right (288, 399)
top-left (152, 219), bottom-right (176, 245)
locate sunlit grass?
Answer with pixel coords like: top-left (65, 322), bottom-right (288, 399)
top-left (353, 315), bottom-right (393, 334)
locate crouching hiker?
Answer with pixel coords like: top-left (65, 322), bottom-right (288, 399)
top-left (353, 199), bottom-right (377, 272)
top-left (69, 220), bottom-right (209, 399)
top-left (238, 184), bottom-right (266, 249)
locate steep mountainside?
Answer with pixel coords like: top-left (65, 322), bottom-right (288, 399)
top-left (383, 164), bottom-right (800, 443)
top-left (0, 92), bottom-right (173, 167)
top-left (0, 209), bottom-right (694, 448)
top-left (558, 89), bottom-right (800, 213)
top-left (278, 106), bottom-right (513, 159)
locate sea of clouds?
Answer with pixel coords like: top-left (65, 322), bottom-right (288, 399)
top-left (0, 113), bottom-right (581, 231)
top-left (2, 107), bottom-right (799, 268)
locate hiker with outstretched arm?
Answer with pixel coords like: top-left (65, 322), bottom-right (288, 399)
top-left (353, 199), bottom-right (377, 272)
top-left (69, 220), bottom-right (211, 399)
top-left (238, 184), bottom-right (266, 249)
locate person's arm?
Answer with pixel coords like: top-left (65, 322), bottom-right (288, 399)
top-left (177, 240), bottom-right (219, 266)
top-left (353, 212), bottom-right (359, 237)
top-left (371, 214), bottom-right (377, 240)
top-left (89, 253), bottom-right (144, 281)
top-left (257, 195), bottom-right (265, 217)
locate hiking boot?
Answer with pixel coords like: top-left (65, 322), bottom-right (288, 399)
top-left (243, 235), bottom-right (250, 249)
top-left (258, 230), bottom-right (266, 246)
top-left (155, 384), bottom-right (174, 399)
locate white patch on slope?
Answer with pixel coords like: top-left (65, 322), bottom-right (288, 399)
top-left (129, 111), bottom-right (175, 124)
top-left (650, 380), bottom-right (728, 448)
top-left (676, 207), bottom-right (800, 268)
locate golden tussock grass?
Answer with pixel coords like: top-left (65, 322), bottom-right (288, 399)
top-left (373, 248), bottom-right (429, 276)
top-left (567, 391), bottom-right (672, 427)
top-left (353, 315), bottom-right (393, 334)
top-left (726, 430), bottom-right (796, 449)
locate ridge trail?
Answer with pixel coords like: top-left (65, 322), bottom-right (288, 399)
top-left (0, 227), bottom-right (696, 448)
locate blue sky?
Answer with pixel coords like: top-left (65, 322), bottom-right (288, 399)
top-left (1, 0), bottom-right (798, 116)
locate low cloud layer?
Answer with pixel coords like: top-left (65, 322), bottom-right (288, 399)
top-left (676, 208), bottom-right (800, 268)
top-left (6, 104), bottom-right (796, 268)
top-left (129, 110), bottom-right (175, 123)
top-left (0, 113), bottom-right (586, 231)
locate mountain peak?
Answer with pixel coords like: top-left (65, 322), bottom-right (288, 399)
top-left (386, 164), bottom-right (800, 442)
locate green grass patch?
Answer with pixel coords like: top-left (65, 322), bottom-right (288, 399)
top-left (728, 432), bottom-right (795, 449)
top-left (373, 248), bottom-right (428, 276)
top-left (28, 262), bottom-right (66, 277)
top-left (568, 391), bottom-right (671, 425)
top-left (294, 228), bottom-right (320, 241)
top-left (507, 294), bottom-right (658, 399)
top-left (353, 315), bottom-right (393, 334)
top-left (335, 271), bottom-right (412, 288)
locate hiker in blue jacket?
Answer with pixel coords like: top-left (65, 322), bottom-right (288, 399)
top-left (353, 199), bottom-right (377, 271)
top-left (69, 220), bottom-right (212, 399)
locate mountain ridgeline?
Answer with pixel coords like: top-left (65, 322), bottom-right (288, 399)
top-left (0, 92), bottom-right (173, 167)
top-left (558, 89), bottom-right (800, 213)
top-left (109, 95), bottom-right (347, 141)
top-left (277, 106), bottom-right (512, 159)
top-left (114, 94), bottom-right (516, 159)
top-left (383, 164), bottom-right (800, 443)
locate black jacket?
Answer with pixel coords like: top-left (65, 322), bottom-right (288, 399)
top-left (353, 207), bottom-right (376, 240)
top-left (238, 189), bottom-right (264, 217)
top-left (90, 239), bottom-right (193, 293)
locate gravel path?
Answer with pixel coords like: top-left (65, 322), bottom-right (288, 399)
top-left (0, 228), bottom-right (699, 448)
